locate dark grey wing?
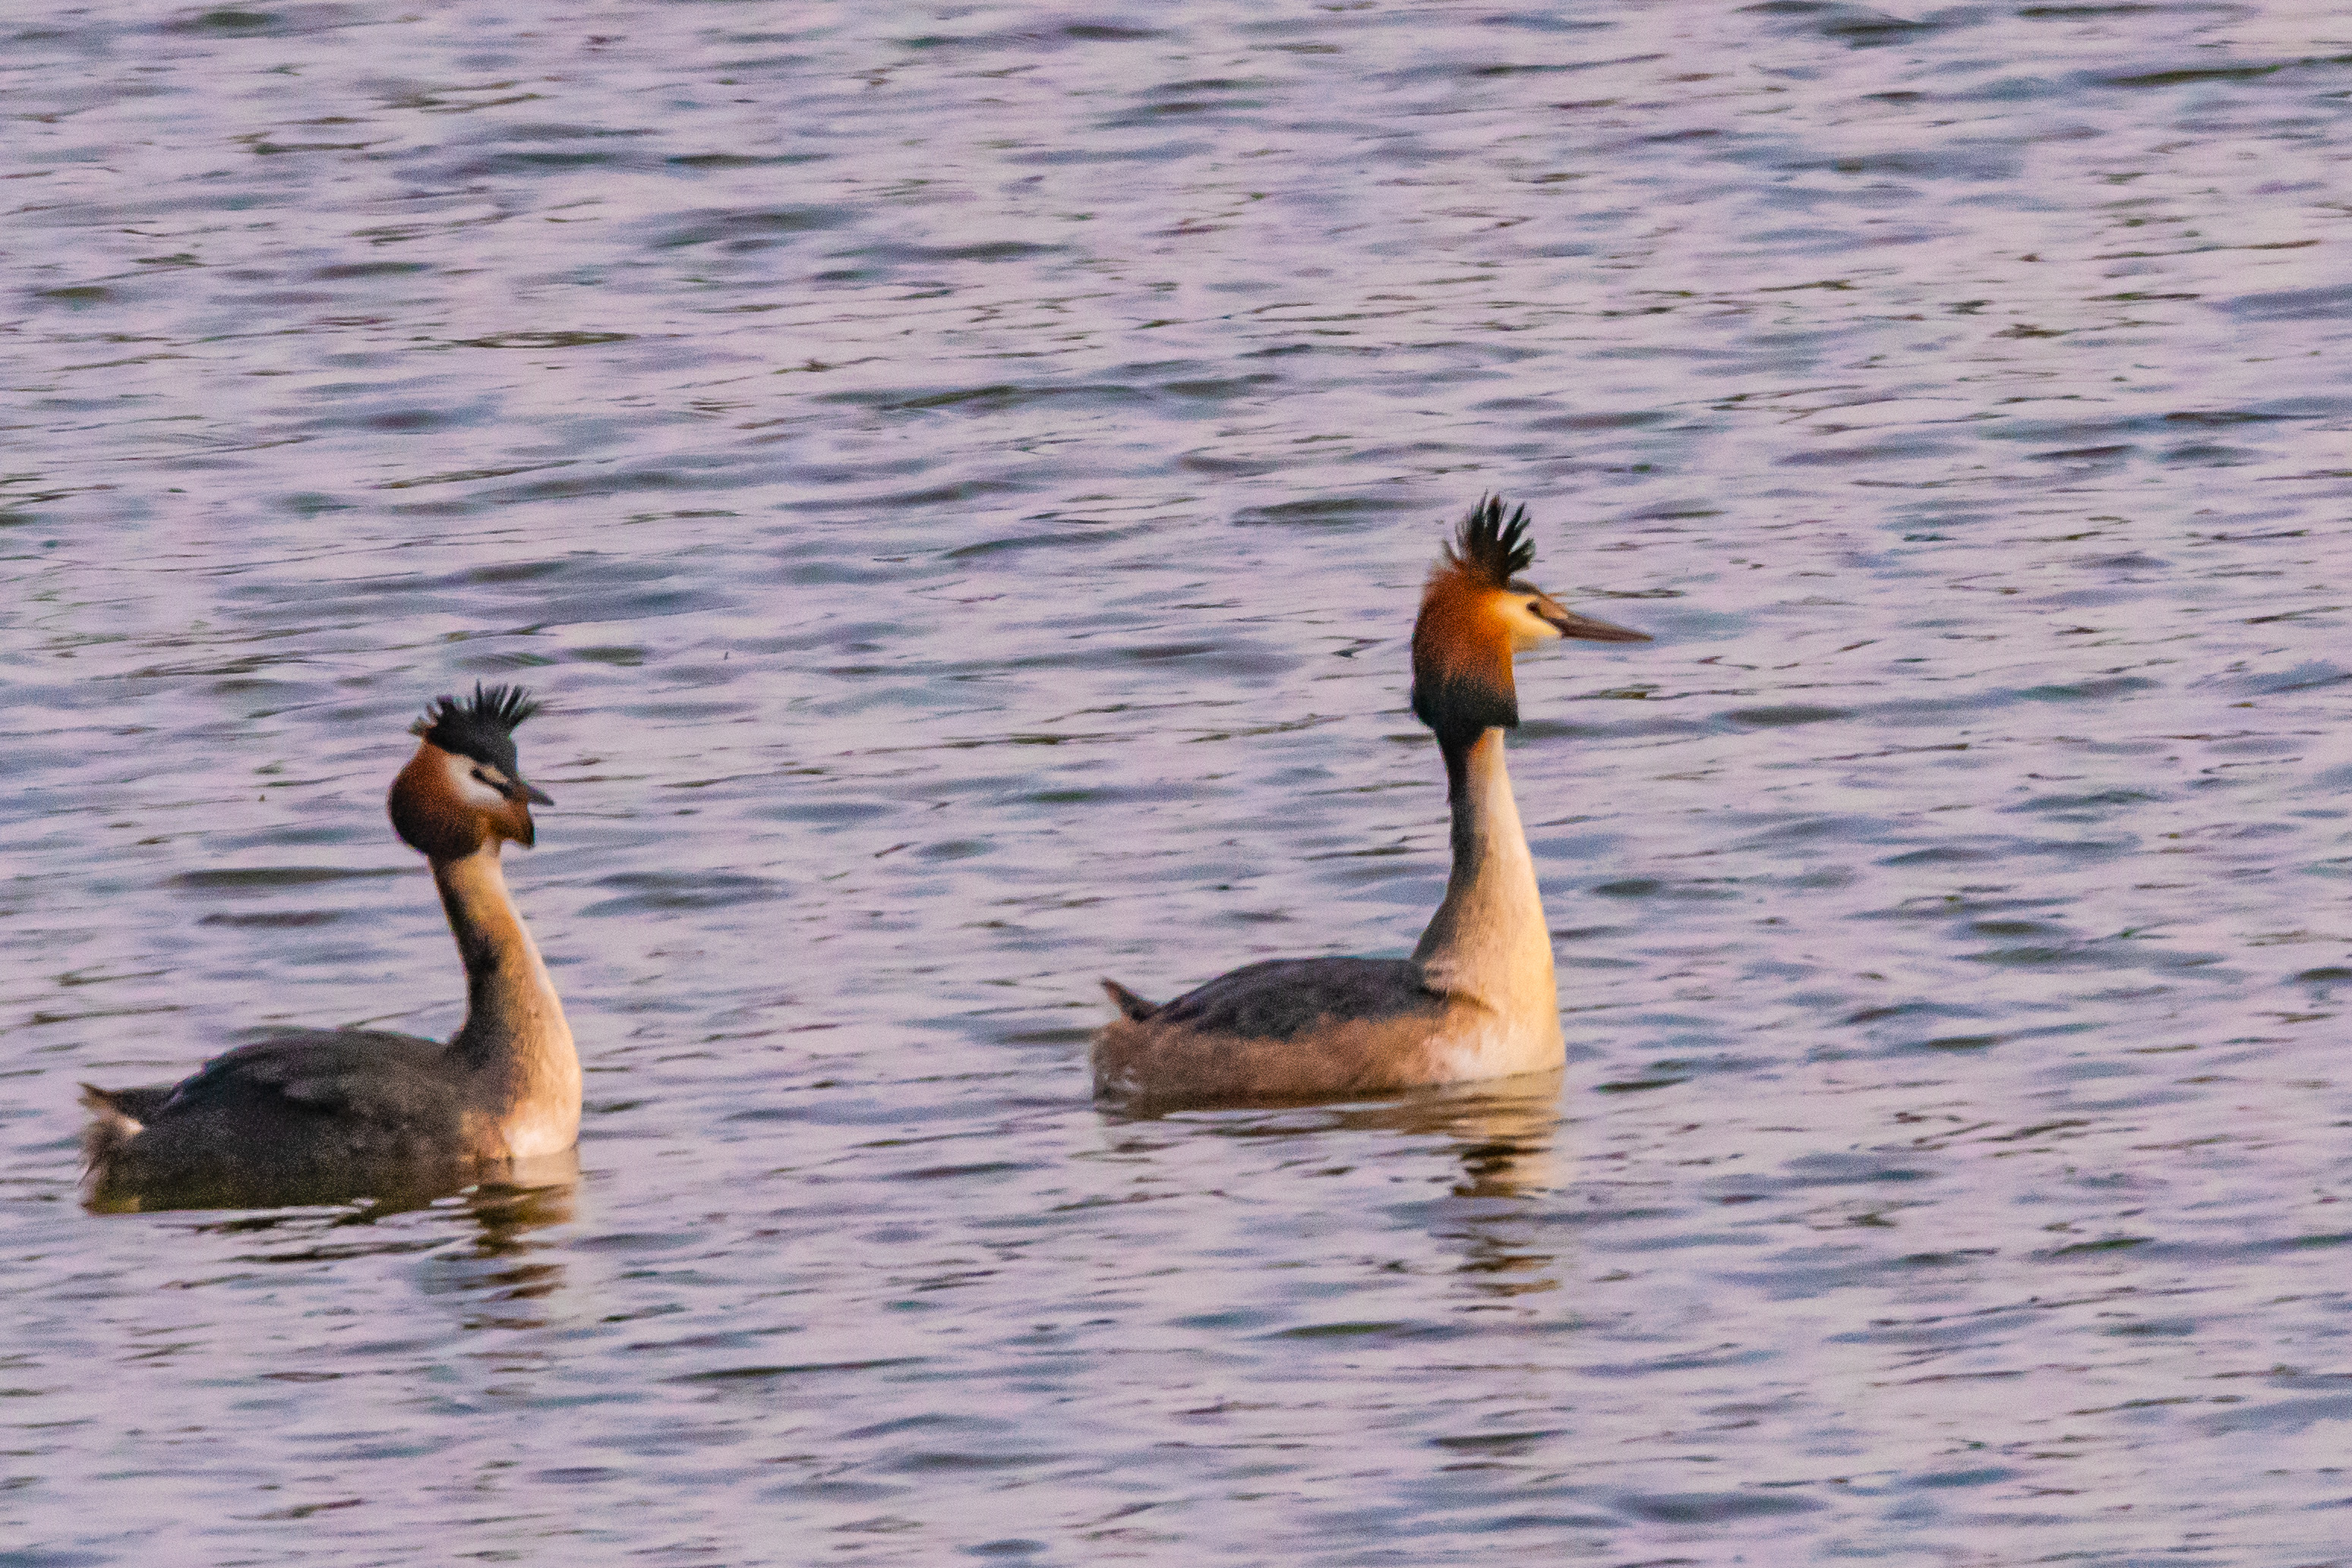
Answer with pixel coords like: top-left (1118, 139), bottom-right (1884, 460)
top-left (157, 1029), bottom-right (463, 1129)
top-left (1156, 958), bottom-right (1445, 1041)
top-left (88, 1028), bottom-right (483, 1209)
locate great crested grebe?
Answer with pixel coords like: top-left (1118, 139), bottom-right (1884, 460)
top-left (1094, 497), bottom-right (1650, 1110)
top-left (81, 685), bottom-right (579, 1210)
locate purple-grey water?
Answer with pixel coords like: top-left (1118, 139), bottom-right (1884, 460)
top-left (7, 3), bottom-right (2352, 1563)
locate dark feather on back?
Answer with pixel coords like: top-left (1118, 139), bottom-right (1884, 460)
top-left (83, 1030), bottom-right (485, 1209)
top-left (416, 683), bottom-right (541, 773)
top-left (1446, 494), bottom-right (1536, 588)
top-left (159, 1029), bottom-right (466, 1127)
top-left (1156, 957), bottom-right (1444, 1040)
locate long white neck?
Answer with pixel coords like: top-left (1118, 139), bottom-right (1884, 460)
top-left (1413, 729), bottom-right (1558, 1037)
top-left (433, 845), bottom-right (579, 1156)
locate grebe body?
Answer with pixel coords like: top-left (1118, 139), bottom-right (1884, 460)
top-left (1095, 498), bottom-right (1648, 1111)
top-left (81, 685), bottom-right (577, 1210)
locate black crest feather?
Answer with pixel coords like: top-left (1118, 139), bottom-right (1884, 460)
top-left (1445, 494), bottom-right (1536, 588)
top-left (414, 682), bottom-right (541, 772)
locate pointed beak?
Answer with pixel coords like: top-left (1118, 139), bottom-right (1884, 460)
top-left (1540, 604), bottom-right (1651, 642)
top-left (512, 779), bottom-right (554, 806)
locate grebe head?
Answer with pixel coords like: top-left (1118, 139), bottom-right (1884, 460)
top-left (1410, 495), bottom-right (1647, 749)
top-left (388, 683), bottom-right (553, 860)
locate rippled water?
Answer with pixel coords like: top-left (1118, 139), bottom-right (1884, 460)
top-left (8, 2), bottom-right (2352, 1561)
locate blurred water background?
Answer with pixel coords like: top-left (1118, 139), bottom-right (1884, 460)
top-left (7, 2), bottom-right (2352, 1562)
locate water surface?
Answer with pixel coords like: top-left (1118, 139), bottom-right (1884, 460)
top-left (7, 3), bottom-right (2352, 1562)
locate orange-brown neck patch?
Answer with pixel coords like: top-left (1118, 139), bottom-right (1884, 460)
top-left (390, 743), bottom-right (491, 862)
top-left (1411, 563), bottom-right (1517, 753)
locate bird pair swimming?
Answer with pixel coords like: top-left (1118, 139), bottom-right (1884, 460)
top-left (81, 495), bottom-right (1645, 1209)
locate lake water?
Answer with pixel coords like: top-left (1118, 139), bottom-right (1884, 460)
top-left (7, 2), bottom-right (2352, 1562)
